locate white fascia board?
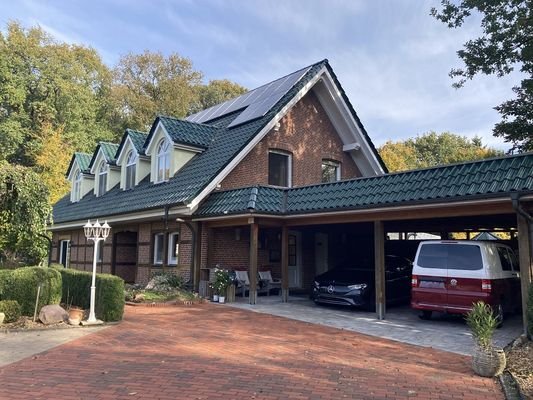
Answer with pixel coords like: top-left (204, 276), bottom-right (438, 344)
top-left (89, 150), bottom-right (107, 175)
top-left (173, 143), bottom-right (204, 153)
top-left (116, 136), bottom-right (138, 167)
top-left (144, 122), bottom-right (173, 156)
top-left (318, 71), bottom-right (384, 176)
top-left (187, 66), bottom-right (328, 212)
top-left (49, 205), bottom-right (191, 231)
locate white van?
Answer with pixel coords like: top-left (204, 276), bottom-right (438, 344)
top-left (411, 241), bottom-right (521, 322)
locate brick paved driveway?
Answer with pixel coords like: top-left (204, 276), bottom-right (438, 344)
top-left (0, 304), bottom-right (502, 400)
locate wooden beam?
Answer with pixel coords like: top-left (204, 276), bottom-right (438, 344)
top-left (203, 217), bottom-right (250, 228)
top-left (249, 223), bottom-right (259, 305)
top-left (374, 221), bottom-right (385, 320)
top-left (517, 214), bottom-right (532, 335)
top-left (281, 225), bottom-right (289, 302)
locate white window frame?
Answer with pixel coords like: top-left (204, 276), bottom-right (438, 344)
top-left (59, 240), bottom-right (70, 267)
top-left (96, 240), bottom-right (103, 263)
top-left (268, 150), bottom-right (292, 188)
top-left (153, 233), bottom-right (165, 265)
top-left (168, 232), bottom-right (179, 265)
top-left (156, 139), bottom-right (171, 183)
top-left (97, 161), bottom-right (107, 196)
top-left (321, 160), bottom-right (341, 183)
top-left (125, 151), bottom-right (136, 190)
top-left (72, 170), bottom-right (82, 202)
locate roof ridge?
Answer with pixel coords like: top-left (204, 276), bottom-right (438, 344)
top-left (157, 114), bottom-right (221, 129)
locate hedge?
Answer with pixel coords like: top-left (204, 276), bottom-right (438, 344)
top-left (527, 282), bottom-right (533, 338)
top-left (0, 300), bottom-right (21, 323)
top-left (51, 264), bottom-right (124, 322)
top-left (0, 267), bottom-right (62, 316)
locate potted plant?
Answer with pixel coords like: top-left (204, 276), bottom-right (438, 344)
top-left (212, 268), bottom-right (232, 303)
top-left (466, 301), bottom-right (506, 377)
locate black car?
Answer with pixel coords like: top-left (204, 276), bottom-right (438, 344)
top-left (311, 255), bottom-right (412, 309)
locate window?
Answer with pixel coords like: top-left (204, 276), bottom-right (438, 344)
top-left (97, 161), bottom-right (107, 196)
top-left (72, 170), bottom-right (82, 202)
top-left (417, 244), bottom-right (483, 270)
top-left (156, 139), bottom-right (171, 182)
top-left (321, 160), bottom-right (341, 183)
top-left (153, 233), bottom-right (165, 264)
top-left (96, 240), bottom-right (103, 263)
top-left (59, 240), bottom-right (70, 267)
top-left (168, 232), bottom-right (179, 265)
top-left (125, 151), bottom-right (136, 190)
top-left (268, 151), bottom-right (291, 187)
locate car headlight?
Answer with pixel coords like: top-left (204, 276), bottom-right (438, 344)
top-left (347, 283), bottom-right (367, 290)
top-left (314, 281), bottom-right (320, 288)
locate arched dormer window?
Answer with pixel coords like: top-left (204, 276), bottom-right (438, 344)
top-left (97, 161), bottom-right (107, 196)
top-left (72, 170), bottom-right (82, 202)
top-left (156, 139), bottom-right (171, 183)
top-left (125, 151), bottom-right (137, 190)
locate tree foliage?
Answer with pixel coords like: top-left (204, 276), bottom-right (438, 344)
top-left (0, 161), bottom-right (51, 266)
top-left (379, 131), bottom-right (503, 172)
top-left (190, 79), bottom-right (247, 114)
top-left (431, 0), bottom-right (533, 152)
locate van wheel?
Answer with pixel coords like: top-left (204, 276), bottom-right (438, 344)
top-left (419, 310), bottom-right (432, 320)
top-left (494, 304), bottom-right (504, 328)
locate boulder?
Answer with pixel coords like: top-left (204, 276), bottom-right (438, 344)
top-left (0, 312), bottom-right (4, 324)
top-left (39, 305), bottom-right (68, 325)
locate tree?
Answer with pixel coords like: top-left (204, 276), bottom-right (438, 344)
top-left (190, 79), bottom-right (247, 114)
top-left (378, 131), bottom-right (503, 172)
top-left (0, 161), bottom-right (51, 266)
top-left (111, 51), bottom-right (203, 131)
top-left (0, 22), bottom-right (115, 166)
top-left (431, 0), bottom-right (533, 152)
top-left (34, 124), bottom-right (72, 204)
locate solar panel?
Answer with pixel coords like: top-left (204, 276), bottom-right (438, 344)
top-left (185, 65), bottom-right (311, 126)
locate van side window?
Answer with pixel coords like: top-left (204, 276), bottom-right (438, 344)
top-left (497, 247), bottom-right (513, 271)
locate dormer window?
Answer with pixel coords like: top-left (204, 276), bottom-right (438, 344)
top-left (156, 139), bottom-right (171, 183)
top-left (72, 170), bottom-right (82, 202)
top-left (125, 151), bottom-right (136, 190)
top-left (97, 161), bottom-right (107, 196)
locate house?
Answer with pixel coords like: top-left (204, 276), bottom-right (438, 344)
top-left (50, 59), bottom-right (533, 325)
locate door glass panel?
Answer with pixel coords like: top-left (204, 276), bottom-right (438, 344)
top-left (497, 247), bottom-right (513, 271)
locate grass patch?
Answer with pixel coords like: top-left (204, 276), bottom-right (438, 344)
top-left (126, 288), bottom-right (196, 303)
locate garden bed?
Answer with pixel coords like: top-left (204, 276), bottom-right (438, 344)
top-left (506, 339), bottom-right (533, 399)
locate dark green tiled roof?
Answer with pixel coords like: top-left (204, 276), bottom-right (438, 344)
top-left (66, 152), bottom-right (92, 177)
top-left (127, 129), bottom-right (147, 153)
top-left (156, 116), bottom-right (218, 149)
top-left (88, 142), bottom-right (120, 170)
top-left (53, 61), bottom-right (329, 224)
top-left (194, 153), bottom-right (533, 217)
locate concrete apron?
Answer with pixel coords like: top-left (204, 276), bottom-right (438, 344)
top-left (227, 296), bottom-right (522, 356)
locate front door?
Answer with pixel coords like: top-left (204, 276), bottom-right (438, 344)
top-left (288, 231), bottom-right (302, 288)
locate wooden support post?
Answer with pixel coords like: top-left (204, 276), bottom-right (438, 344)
top-left (249, 223), bottom-right (259, 305)
top-left (374, 221), bottom-right (386, 320)
top-left (517, 215), bottom-right (532, 336)
top-left (281, 225), bottom-right (289, 302)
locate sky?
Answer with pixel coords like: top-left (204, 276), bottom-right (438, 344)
top-left (0, 0), bottom-right (523, 150)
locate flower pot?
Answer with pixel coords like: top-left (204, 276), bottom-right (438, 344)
top-left (213, 294), bottom-right (219, 302)
top-left (472, 345), bottom-right (506, 377)
top-left (219, 296), bottom-right (225, 304)
top-left (68, 307), bottom-right (84, 326)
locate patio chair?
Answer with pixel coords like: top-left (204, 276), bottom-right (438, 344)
top-left (234, 270), bottom-right (250, 297)
top-left (258, 271), bottom-right (282, 296)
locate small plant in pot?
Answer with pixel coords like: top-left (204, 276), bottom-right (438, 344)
top-left (466, 301), bottom-right (506, 377)
top-left (212, 268), bottom-right (232, 303)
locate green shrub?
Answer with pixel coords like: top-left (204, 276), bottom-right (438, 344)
top-left (466, 301), bottom-right (498, 349)
top-left (0, 300), bottom-right (21, 323)
top-left (0, 267), bottom-right (62, 316)
top-left (527, 282), bottom-right (533, 338)
top-left (0, 269), bottom-right (11, 299)
top-left (55, 267), bottom-right (124, 322)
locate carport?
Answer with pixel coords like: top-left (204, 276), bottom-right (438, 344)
top-left (193, 154), bottom-right (533, 334)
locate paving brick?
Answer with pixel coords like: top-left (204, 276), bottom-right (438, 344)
top-left (0, 305), bottom-right (503, 399)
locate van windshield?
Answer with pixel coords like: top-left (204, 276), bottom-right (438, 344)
top-left (418, 244), bottom-right (483, 270)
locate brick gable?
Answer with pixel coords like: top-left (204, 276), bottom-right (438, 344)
top-left (220, 90), bottom-right (361, 190)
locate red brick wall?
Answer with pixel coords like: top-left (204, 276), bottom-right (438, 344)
top-left (220, 91), bottom-right (360, 190)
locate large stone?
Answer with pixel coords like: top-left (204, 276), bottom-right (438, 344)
top-left (0, 312), bottom-right (4, 324)
top-left (39, 305), bottom-right (68, 325)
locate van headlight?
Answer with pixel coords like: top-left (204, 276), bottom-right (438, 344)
top-left (347, 284), bottom-right (367, 290)
top-left (314, 281), bottom-right (320, 288)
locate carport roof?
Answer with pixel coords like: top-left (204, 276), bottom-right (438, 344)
top-left (194, 152), bottom-right (533, 218)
